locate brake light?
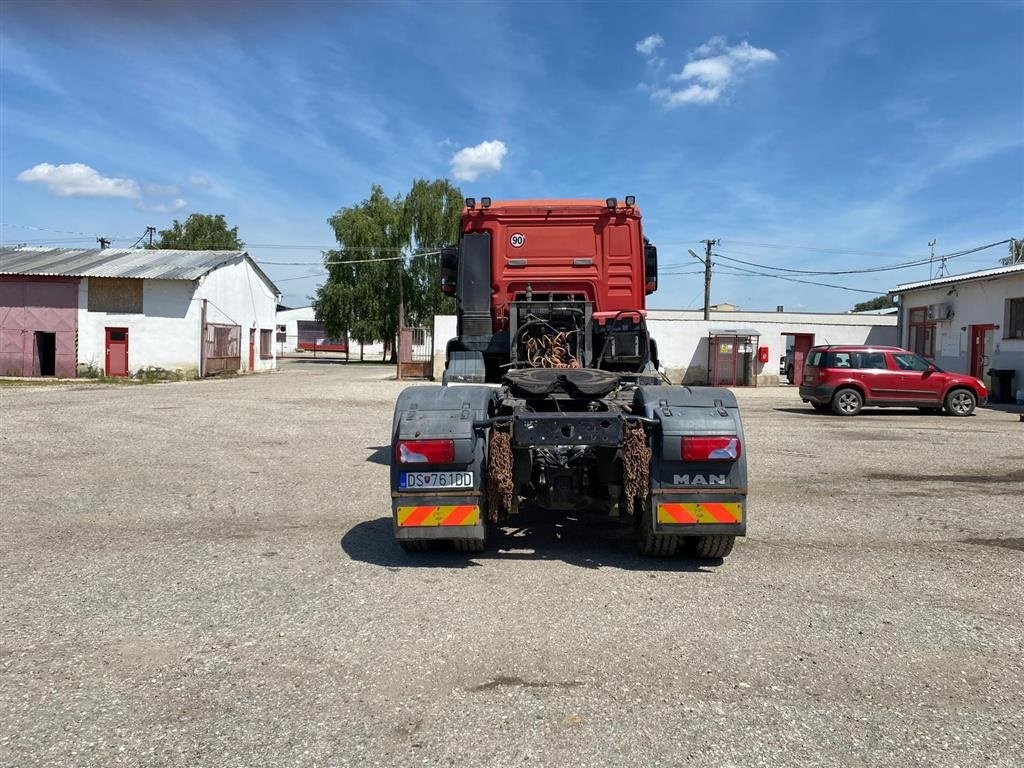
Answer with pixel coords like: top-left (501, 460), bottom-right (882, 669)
top-left (682, 436), bottom-right (741, 461)
top-left (395, 439), bottom-right (455, 464)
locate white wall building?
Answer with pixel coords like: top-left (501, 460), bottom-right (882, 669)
top-left (275, 305), bottom-right (385, 358)
top-left (431, 310), bottom-right (898, 385)
top-left (1, 247), bottom-right (279, 378)
top-left (891, 262), bottom-right (1024, 396)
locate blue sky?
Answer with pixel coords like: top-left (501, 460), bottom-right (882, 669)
top-left (2, 1), bottom-right (1022, 309)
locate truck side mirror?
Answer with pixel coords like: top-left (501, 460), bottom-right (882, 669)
top-left (644, 241), bottom-right (658, 294)
top-left (440, 245), bottom-right (458, 295)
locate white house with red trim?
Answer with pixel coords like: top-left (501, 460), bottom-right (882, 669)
top-left (890, 262), bottom-right (1024, 399)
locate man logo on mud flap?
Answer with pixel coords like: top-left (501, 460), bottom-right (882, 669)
top-left (673, 474), bottom-right (727, 486)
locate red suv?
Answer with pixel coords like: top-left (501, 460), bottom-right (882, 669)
top-left (799, 345), bottom-right (988, 416)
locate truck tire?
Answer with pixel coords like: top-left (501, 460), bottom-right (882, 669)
top-left (944, 388), bottom-right (976, 417)
top-left (453, 537), bottom-right (486, 553)
top-left (636, 503), bottom-right (679, 557)
top-left (399, 539), bottom-right (432, 553)
top-left (831, 387), bottom-right (863, 416)
top-left (690, 535), bottom-right (735, 559)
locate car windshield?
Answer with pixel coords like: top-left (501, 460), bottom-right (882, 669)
top-left (892, 352), bottom-right (941, 372)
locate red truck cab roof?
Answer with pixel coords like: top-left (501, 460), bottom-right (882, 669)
top-left (461, 198), bottom-right (649, 323)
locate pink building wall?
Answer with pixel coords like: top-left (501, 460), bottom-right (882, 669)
top-left (0, 276), bottom-right (79, 377)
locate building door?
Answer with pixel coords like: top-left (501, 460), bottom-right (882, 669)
top-left (34, 332), bottom-right (56, 376)
top-left (791, 334), bottom-right (815, 384)
top-left (105, 327), bottom-right (129, 376)
top-left (249, 328), bottom-right (256, 370)
top-left (969, 324), bottom-right (995, 389)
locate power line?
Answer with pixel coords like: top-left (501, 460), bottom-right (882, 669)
top-left (711, 258), bottom-right (881, 294)
top-left (257, 249), bottom-right (443, 266)
top-left (711, 239), bottom-right (1010, 277)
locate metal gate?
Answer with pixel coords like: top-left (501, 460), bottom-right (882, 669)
top-left (398, 326), bottom-right (432, 380)
top-left (203, 322), bottom-right (241, 376)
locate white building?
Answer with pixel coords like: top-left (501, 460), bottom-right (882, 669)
top-left (275, 305), bottom-right (384, 358)
top-left (0, 247), bottom-right (279, 378)
top-left (432, 310), bottom-right (898, 385)
top-left (891, 262), bottom-right (1024, 397)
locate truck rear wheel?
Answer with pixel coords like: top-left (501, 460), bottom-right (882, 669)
top-left (689, 535), bottom-right (735, 559)
top-left (452, 537), bottom-right (487, 553)
top-left (636, 503), bottom-right (679, 557)
top-left (399, 539), bottom-right (432, 553)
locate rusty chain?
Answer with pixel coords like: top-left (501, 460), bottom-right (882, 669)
top-left (621, 422), bottom-right (650, 515)
top-left (486, 424), bottom-right (514, 522)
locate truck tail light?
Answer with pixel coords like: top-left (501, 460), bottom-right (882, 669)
top-left (682, 436), bottom-right (741, 461)
top-left (395, 439), bottom-right (455, 464)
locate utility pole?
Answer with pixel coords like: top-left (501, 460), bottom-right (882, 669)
top-left (690, 239), bottom-right (716, 320)
top-left (146, 226), bottom-right (156, 248)
top-left (928, 238), bottom-right (937, 279)
top-left (97, 236), bottom-right (110, 250)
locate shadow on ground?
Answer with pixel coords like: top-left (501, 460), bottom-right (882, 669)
top-left (340, 509), bottom-right (720, 572)
top-left (773, 407), bottom-right (952, 417)
top-left (365, 446), bottom-right (390, 466)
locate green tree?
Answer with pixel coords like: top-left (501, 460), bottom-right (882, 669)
top-left (314, 179), bottom-right (462, 360)
top-left (851, 295), bottom-right (896, 312)
top-left (156, 213), bottom-right (243, 250)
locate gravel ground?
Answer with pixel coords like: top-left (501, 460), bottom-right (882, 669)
top-left (2, 361), bottom-right (1022, 767)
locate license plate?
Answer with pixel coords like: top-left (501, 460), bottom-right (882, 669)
top-left (399, 472), bottom-right (473, 490)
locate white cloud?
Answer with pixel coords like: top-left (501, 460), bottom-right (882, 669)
top-left (188, 174), bottom-right (211, 187)
top-left (635, 34), bottom-right (664, 57)
top-left (450, 140), bottom-right (508, 182)
top-left (17, 162), bottom-right (140, 198)
top-left (649, 37), bottom-right (778, 108)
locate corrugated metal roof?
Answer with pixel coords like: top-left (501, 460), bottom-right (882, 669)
top-left (892, 262), bottom-right (1024, 294)
top-left (0, 247), bottom-right (280, 295)
top-left (0, 247), bottom-right (248, 280)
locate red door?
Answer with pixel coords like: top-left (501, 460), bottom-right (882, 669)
top-left (969, 324), bottom-right (995, 389)
top-left (249, 328), bottom-right (256, 370)
top-left (105, 327), bottom-right (129, 377)
top-left (791, 334), bottom-right (814, 384)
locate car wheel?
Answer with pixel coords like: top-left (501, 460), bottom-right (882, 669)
top-left (831, 388), bottom-right (863, 416)
top-left (944, 388), bottom-right (976, 417)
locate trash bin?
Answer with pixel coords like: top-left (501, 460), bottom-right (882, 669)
top-left (986, 368), bottom-right (1016, 404)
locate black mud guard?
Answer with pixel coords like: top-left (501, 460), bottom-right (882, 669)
top-left (390, 385), bottom-right (495, 542)
top-left (634, 385), bottom-right (748, 537)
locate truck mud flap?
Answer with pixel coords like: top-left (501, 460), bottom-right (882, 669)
top-left (391, 494), bottom-right (487, 542)
top-left (650, 496), bottom-right (746, 536)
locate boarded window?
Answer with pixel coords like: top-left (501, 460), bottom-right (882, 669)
top-left (88, 278), bottom-right (143, 313)
top-left (260, 328), bottom-right (273, 359)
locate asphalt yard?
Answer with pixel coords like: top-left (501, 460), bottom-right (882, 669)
top-left (2, 361), bottom-right (1021, 767)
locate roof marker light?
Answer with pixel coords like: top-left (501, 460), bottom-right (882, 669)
top-left (606, 197), bottom-right (617, 210)
top-left (481, 197), bottom-right (491, 208)
top-left (465, 197), bottom-right (476, 209)
top-left (625, 195), bottom-right (636, 206)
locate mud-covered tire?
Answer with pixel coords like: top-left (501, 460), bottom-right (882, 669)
top-left (398, 539), bottom-right (432, 552)
top-left (831, 387), bottom-right (863, 416)
top-left (944, 388), bottom-right (976, 417)
top-left (636, 503), bottom-right (679, 557)
top-left (689, 535), bottom-right (736, 559)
